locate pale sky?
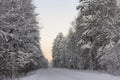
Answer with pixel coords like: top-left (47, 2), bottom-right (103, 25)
top-left (33, 0), bottom-right (78, 61)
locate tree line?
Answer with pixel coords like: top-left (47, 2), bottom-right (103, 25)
top-left (52, 0), bottom-right (120, 75)
top-left (0, 0), bottom-right (48, 79)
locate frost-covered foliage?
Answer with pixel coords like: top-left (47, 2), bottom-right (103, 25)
top-left (0, 0), bottom-right (47, 79)
top-left (77, 0), bottom-right (118, 70)
top-left (65, 28), bottom-right (79, 69)
top-left (75, 0), bottom-right (120, 72)
top-left (100, 36), bottom-right (120, 75)
top-left (52, 31), bottom-right (79, 69)
top-left (52, 0), bottom-right (120, 75)
top-left (52, 33), bottom-right (67, 68)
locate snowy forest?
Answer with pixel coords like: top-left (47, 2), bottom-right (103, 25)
top-left (1, 0), bottom-right (120, 80)
top-left (0, 0), bottom-right (48, 79)
top-left (52, 0), bottom-right (120, 76)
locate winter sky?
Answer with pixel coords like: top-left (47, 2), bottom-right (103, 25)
top-left (33, 0), bottom-right (78, 61)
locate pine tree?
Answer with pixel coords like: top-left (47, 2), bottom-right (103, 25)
top-left (0, 0), bottom-right (47, 78)
top-left (52, 33), bottom-right (66, 68)
top-left (75, 0), bottom-right (119, 70)
top-left (66, 28), bottom-right (79, 69)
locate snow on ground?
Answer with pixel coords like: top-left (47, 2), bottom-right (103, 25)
top-left (18, 68), bottom-right (120, 80)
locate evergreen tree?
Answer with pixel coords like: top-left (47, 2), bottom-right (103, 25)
top-left (66, 28), bottom-right (79, 69)
top-left (0, 0), bottom-right (47, 78)
top-left (51, 0), bottom-right (120, 75)
top-left (52, 33), bottom-right (66, 68)
top-left (77, 0), bottom-right (119, 70)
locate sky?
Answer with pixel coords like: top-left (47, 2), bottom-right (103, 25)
top-left (33, 0), bottom-right (78, 61)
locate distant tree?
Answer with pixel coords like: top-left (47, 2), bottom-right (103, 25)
top-left (65, 28), bottom-right (79, 69)
top-left (52, 33), bottom-right (66, 68)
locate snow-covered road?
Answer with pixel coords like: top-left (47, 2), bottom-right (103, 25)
top-left (20, 68), bottom-right (120, 80)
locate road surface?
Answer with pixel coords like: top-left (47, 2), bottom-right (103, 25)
top-left (20, 68), bottom-right (120, 80)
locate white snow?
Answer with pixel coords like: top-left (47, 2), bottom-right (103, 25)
top-left (81, 42), bottom-right (92, 49)
top-left (17, 68), bottom-right (120, 80)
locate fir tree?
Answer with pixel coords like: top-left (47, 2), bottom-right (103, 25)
top-left (0, 0), bottom-right (47, 78)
